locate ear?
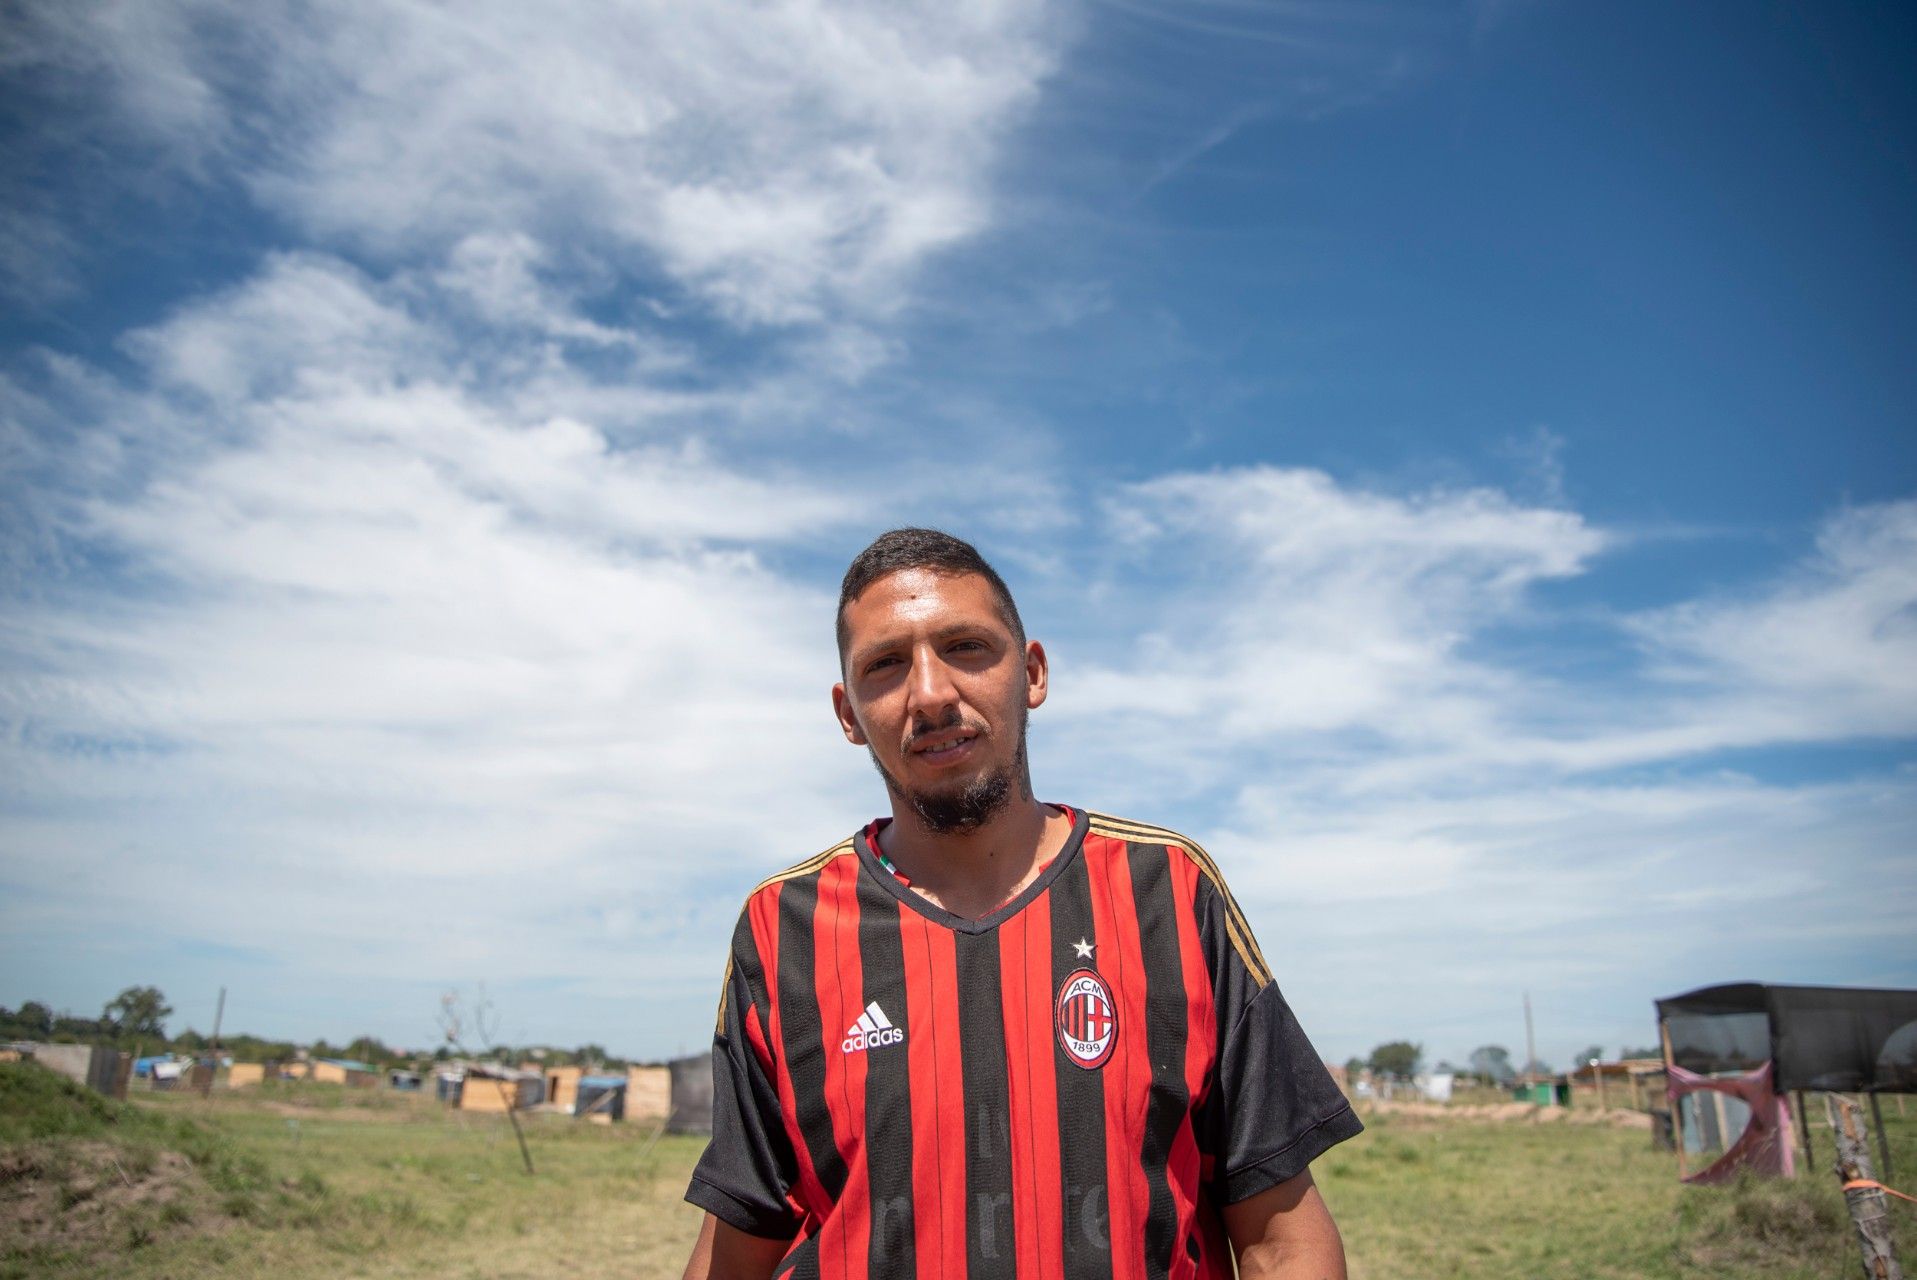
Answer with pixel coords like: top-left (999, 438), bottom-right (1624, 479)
top-left (831, 682), bottom-right (868, 745)
top-left (1024, 639), bottom-right (1049, 710)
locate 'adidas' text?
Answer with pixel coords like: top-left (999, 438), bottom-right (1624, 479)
top-left (842, 1000), bottom-right (904, 1053)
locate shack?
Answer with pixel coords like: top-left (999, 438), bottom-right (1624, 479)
top-left (666, 1054), bottom-right (713, 1135)
top-left (459, 1066), bottom-right (543, 1112)
top-left (545, 1064), bottom-right (584, 1113)
top-left (311, 1058), bottom-right (379, 1088)
top-left (1655, 981), bottom-right (1917, 1184)
top-left (627, 1064), bottom-right (670, 1119)
top-left (575, 1075), bottom-right (627, 1123)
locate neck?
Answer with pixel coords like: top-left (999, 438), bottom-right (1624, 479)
top-left (877, 794), bottom-right (1067, 921)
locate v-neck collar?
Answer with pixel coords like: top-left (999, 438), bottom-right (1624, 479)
top-left (854, 804), bottom-right (1089, 936)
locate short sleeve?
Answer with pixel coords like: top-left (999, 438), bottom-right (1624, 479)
top-left (1192, 873), bottom-right (1363, 1203)
top-left (684, 919), bottom-right (802, 1238)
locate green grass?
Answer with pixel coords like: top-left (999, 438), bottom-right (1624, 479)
top-left (4, 1061), bottom-right (1915, 1278)
top-left (1320, 1100), bottom-right (1917, 1279)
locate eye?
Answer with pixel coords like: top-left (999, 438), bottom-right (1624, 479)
top-left (864, 654), bottom-right (902, 675)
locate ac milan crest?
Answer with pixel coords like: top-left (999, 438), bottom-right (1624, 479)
top-left (1055, 967), bottom-right (1118, 1069)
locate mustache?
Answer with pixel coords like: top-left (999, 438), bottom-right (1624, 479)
top-left (904, 713), bottom-right (986, 750)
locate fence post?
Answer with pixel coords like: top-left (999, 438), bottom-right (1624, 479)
top-left (1825, 1092), bottom-right (1902, 1280)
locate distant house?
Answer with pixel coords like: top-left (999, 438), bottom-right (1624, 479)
top-left (226, 1063), bottom-right (266, 1088)
top-left (575, 1075), bottom-right (627, 1123)
top-left (311, 1058), bottom-right (380, 1087)
top-left (545, 1065), bottom-right (585, 1113)
top-left (459, 1066), bottom-right (543, 1112)
top-left (666, 1054), bottom-right (713, 1135)
top-left (627, 1064), bottom-right (670, 1119)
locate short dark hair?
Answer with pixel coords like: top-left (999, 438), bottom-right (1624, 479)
top-left (836, 528), bottom-right (1025, 667)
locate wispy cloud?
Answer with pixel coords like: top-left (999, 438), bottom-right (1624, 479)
top-left (5, 0), bottom-right (1061, 326)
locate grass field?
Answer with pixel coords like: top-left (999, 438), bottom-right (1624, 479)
top-left (3, 1061), bottom-right (1913, 1278)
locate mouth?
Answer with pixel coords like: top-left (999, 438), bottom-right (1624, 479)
top-left (909, 729), bottom-right (979, 767)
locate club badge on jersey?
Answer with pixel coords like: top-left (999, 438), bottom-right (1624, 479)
top-left (1055, 967), bottom-right (1118, 1069)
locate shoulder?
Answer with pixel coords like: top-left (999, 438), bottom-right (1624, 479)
top-left (1085, 810), bottom-right (1229, 884)
top-left (742, 831), bottom-right (862, 906)
top-left (1085, 810), bottom-right (1272, 988)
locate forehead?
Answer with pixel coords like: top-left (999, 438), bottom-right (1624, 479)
top-left (841, 568), bottom-right (1007, 644)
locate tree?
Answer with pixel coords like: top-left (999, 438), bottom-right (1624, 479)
top-left (1343, 1056), bottom-right (1365, 1080)
top-left (1367, 1041), bottom-right (1422, 1081)
top-left (1619, 1045), bottom-right (1660, 1061)
top-left (1575, 1044), bottom-right (1606, 1068)
top-left (1468, 1044), bottom-right (1515, 1084)
top-left (16, 1001), bottom-right (53, 1038)
top-left (102, 986), bottom-right (172, 1040)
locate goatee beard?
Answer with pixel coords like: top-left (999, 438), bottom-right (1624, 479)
top-left (871, 724), bottom-right (1028, 834)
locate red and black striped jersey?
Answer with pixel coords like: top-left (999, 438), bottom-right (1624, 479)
top-left (686, 806), bottom-right (1361, 1279)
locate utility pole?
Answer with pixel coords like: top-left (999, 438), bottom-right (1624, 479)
top-left (200, 986), bottom-right (225, 1099)
top-left (1523, 991), bottom-right (1537, 1084)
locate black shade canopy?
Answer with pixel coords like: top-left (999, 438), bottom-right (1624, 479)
top-left (1655, 983), bottom-right (1917, 1093)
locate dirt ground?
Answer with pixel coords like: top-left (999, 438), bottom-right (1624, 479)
top-left (1364, 1099), bottom-right (1654, 1128)
top-left (0, 1140), bottom-right (217, 1256)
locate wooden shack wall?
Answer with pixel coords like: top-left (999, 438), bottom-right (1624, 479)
top-left (627, 1065), bottom-right (670, 1118)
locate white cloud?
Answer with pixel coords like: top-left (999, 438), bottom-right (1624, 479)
top-left (1632, 500), bottom-right (1917, 741)
top-left (1028, 467), bottom-right (1917, 1063)
top-left (1060, 466), bottom-right (1603, 744)
top-left (7, 0), bottom-right (1060, 325)
top-left (0, 248), bottom-right (883, 1043)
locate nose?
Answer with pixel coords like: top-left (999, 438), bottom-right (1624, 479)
top-left (904, 642), bottom-right (960, 727)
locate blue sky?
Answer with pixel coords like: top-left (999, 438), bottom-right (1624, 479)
top-left (2, 0), bottom-right (1912, 1071)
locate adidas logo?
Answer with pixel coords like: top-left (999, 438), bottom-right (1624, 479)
top-left (841, 1001), bottom-right (904, 1054)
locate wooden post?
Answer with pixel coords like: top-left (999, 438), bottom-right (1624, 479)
top-left (1825, 1092), bottom-right (1903, 1280)
top-left (1594, 1061), bottom-right (1608, 1111)
top-left (1798, 1090), bottom-right (1815, 1172)
top-left (1871, 1093), bottom-right (1893, 1184)
top-left (1661, 1017), bottom-right (1687, 1178)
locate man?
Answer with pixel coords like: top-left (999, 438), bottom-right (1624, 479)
top-left (683, 529), bottom-right (1360, 1279)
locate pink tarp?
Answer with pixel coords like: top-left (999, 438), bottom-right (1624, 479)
top-left (1667, 1059), bottom-right (1796, 1183)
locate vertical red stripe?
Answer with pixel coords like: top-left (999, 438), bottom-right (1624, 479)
top-left (1084, 833), bottom-right (1149, 1280)
top-left (903, 913), bottom-right (967, 1277)
top-left (999, 898), bottom-right (1064, 1279)
top-left (1167, 850), bottom-right (1217, 1274)
top-left (752, 884), bottom-right (829, 1221)
top-left (813, 855), bottom-right (869, 1280)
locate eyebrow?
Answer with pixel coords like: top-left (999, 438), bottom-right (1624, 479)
top-left (849, 621), bottom-right (1001, 670)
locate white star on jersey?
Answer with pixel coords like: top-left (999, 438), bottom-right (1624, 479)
top-left (1073, 937), bottom-right (1094, 960)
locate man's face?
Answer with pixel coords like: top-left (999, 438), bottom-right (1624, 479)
top-left (832, 568), bottom-right (1047, 832)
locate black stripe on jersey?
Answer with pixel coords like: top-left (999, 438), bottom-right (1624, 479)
top-left (1090, 816), bottom-right (1270, 987)
top-left (733, 909), bottom-right (772, 1031)
top-left (776, 874), bottom-right (848, 1200)
top-left (1050, 847), bottom-right (1115, 1280)
top-left (956, 930), bottom-right (1016, 1279)
top-left (1129, 842), bottom-right (1191, 1280)
top-left (854, 870), bottom-right (917, 1279)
